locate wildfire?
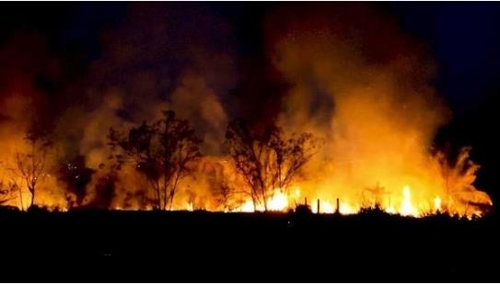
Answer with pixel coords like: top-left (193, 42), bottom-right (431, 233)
top-left (236, 190), bottom-right (290, 212)
top-left (400, 185), bottom-right (418, 217)
top-left (320, 201), bottom-right (335, 214)
top-left (0, 3), bottom-right (493, 224)
top-left (239, 201), bottom-right (255, 213)
top-left (267, 191), bottom-right (288, 211)
top-left (434, 196), bottom-right (442, 212)
top-left (213, 183), bottom-right (487, 218)
top-left (0, 136), bottom-right (491, 219)
top-left (339, 203), bottom-right (356, 215)
top-left (1, 171), bottom-right (491, 219)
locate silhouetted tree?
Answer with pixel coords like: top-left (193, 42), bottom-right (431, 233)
top-left (108, 110), bottom-right (202, 210)
top-left (15, 130), bottom-right (52, 208)
top-left (92, 174), bottom-right (117, 209)
top-left (226, 119), bottom-right (321, 211)
top-left (57, 155), bottom-right (95, 208)
top-left (0, 179), bottom-right (18, 206)
top-left (362, 182), bottom-right (388, 208)
top-left (434, 146), bottom-right (492, 214)
top-left (208, 161), bottom-right (245, 211)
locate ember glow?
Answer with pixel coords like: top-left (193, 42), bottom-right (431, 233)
top-left (0, 3), bottom-right (493, 218)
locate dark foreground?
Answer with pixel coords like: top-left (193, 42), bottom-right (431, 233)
top-left (0, 208), bottom-right (498, 282)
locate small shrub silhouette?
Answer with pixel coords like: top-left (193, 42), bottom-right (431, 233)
top-left (358, 204), bottom-right (390, 217)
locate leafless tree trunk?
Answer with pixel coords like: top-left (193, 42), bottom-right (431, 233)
top-left (226, 119), bottom-right (322, 211)
top-left (15, 130), bottom-right (52, 208)
top-left (108, 110), bottom-right (202, 211)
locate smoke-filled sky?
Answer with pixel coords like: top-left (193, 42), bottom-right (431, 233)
top-left (3, 2), bottom-right (500, 113)
top-left (0, 1), bottom-right (499, 207)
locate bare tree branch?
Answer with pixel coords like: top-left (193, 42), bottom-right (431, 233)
top-left (14, 129), bottom-right (52, 208)
top-left (108, 110), bottom-right (202, 210)
top-left (226, 119), bottom-right (322, 211)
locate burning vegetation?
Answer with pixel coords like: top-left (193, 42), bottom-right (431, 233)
top-left (0, 108), bottom-right (492, 218)
top-left (0, 3), bottom-right (493, 218)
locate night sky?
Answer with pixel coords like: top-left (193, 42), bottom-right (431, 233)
top-left (1, 2), bottom-right (499, 200)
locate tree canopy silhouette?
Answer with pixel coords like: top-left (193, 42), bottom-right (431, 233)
top-left (108, 110), bottom-right (202, 210)
top-left (225, 118), bottom-right (322, 211)
top-left (14, 129), bottom-right (53, 208)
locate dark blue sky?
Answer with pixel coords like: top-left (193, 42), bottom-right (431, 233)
top-left (384, 2), bottom-right (500, 112)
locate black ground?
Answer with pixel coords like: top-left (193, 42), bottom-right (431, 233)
top-left (0, 207), bottom-right (498, 282)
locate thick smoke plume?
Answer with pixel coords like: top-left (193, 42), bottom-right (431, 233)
top-left (0, 3), bottom-right (236, 209)
top-left (265, 3), bottom-right (490, 213)
top-left (68, 3), bottom-right (235, 208)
